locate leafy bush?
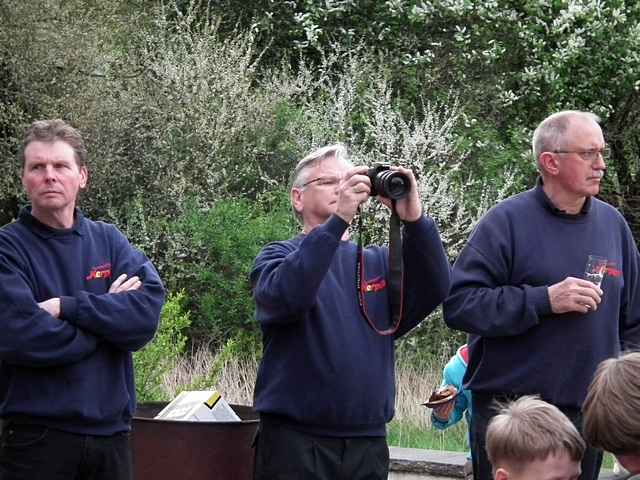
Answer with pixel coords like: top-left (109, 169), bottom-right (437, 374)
top-left (0, 0), bottom-right (532, 362)
top-left (395, 309), bottom-right (465, 370)
top-left (0, 100), bottom-right (25, 225)
top-left (164, 193), bottom-right (296, 344)
top-left (134, 291), bottom-right (191, 403)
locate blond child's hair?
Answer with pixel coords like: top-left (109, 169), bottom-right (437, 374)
top-left (486, 395), bottom-right (585, 472)
top-left (583, 352), bottom-right (640, 455)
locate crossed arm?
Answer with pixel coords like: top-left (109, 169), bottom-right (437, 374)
top-left (0, 226), bottom-right (165, 366)
top-left (37, 273), bottom-right (142, 318)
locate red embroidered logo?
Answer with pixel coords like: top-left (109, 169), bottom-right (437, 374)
top-left (362, 277), bottom-right (387, 293)
top-left (604, 261), bottom-right (622, 278)
top-left (86, 263), bottom-right (112, 281)
top-left (606, 267), bottom-right (622, 277)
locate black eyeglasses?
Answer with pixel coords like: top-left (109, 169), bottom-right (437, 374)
top-left (552, 147), bottom-right (610, 163)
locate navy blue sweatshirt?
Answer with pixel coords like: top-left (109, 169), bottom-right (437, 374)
top-left (0, 207), bottom-right (165, 435)
top-left (250, 214), bottom-right (451, 436)
top-left (444, 181), bottom-right (640, 408)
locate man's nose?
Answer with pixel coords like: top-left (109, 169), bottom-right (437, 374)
top-left (594, 152), bottom-right (606, 170)
top-left (44, 165), bottom-right (57, 181)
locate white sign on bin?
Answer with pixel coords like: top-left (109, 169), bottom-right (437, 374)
top-left (154, 390), bottom-right (241, 422)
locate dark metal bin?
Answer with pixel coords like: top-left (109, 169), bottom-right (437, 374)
top-left (132, 402), bottom-right (259, 480)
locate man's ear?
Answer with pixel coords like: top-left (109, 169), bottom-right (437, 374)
top-left (79, 165), bottom-right (88, 189)
top-left (538, 151), bottom-right (560, 176)
top-left (494, 467), bottom-right (510, 480)
top-left (291, 188), bottom-right (304, 215)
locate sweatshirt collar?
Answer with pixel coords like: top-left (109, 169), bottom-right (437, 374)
top-left (19, 206), bottom-right (85, 239)
top-left (534, 177), bottom-right (591, 218)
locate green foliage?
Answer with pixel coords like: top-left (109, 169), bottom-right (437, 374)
top-left (387, 419), bottom-right (468, 451)
top-left (6, 0), bottom-right (640, 358)
top-left (211, 0), bottom-right (640, 223)
top-left (0, 101), bottom-right (25, 226)
top-left (396, 309), bottom-right (466, 370)
top-left (105, 191), bottom-right (296, 350)
top-left (164, 193), bottom-right (296, 343)
top-left (134, 291), bottom-right (191, 402)
top-left (0, 0), bottom-right (514, 352)
top-left (0, 0), bottom-right (300, 222)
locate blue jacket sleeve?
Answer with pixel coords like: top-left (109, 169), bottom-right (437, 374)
top-left (443, 212), bottom-right (551, 337)
top-left (619, 222), bottom-right (640, 351)
top-left (59, 227), bottom-right (165, 351)
top-left (250, 215), bottom-right (349, 326)
top-left (431, 355), bottom-right (468, 430)
top-left (0, 253), bottom-right (98, 367)
top-left (394, 216), bottom-right (452, 338)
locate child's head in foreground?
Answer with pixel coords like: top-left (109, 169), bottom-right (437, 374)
top-left (583, 352), bottom-right (640, 474)
top-left (486, 395), bottom-right (585, 480)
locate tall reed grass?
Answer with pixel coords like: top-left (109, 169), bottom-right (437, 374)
top-left (162, 345), bottom-right (258, 406)
top-left (391, 355), bottom-right (468, 451)
top-left (159, 345), bottom-right (468, 452)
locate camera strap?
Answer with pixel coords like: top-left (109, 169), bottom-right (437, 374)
top-left (356, 201), bottom-right (404, 336)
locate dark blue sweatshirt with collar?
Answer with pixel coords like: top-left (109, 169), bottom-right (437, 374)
top-left (250, 214), bottom-right (451, 436)
top-left (0, 207), bottom-right (165, 435)
top-left (443, 182), bottom-right (640, 408)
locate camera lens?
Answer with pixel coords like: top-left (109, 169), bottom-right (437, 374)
top-left (375, 170), bottom-right (410, 200)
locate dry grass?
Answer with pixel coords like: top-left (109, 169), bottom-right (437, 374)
top-left (158, 345), bottom-right (466, 450)
top-left (153, 347), bottom-right (615, 461)
top-left (390, 357), bottom-right (469, 451)
top-left (161, 345), bottom-right (447, 429)
top-left (394, 359), bottom-right (443, 429)
top-left (215, 355), bottom-right (259, 405)
top-left (161, 345), bottom-right (258, 405)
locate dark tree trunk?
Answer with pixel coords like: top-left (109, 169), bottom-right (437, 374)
top-left (0, 196), bottom-right (19, 227)
top-left (604, 90), bottom-right (640, 242)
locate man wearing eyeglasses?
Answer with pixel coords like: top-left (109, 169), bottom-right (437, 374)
top-left (250, 144), bottom-right (451, 479)
top-left (443, 110), bottom-right (640, 480)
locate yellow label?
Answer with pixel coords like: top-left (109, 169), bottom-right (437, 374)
top-left (205, 391), bottom-right (221, 409)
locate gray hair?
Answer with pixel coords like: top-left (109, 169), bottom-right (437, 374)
top-left (290, 144), bottom-right (352, 189)
top-left (289, 143), bottom-right (352, 222)
top-left (532, 110), bottom-right (601, 164)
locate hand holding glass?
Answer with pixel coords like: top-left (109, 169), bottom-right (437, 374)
top-left (584, 255), bottom-right (607, 288)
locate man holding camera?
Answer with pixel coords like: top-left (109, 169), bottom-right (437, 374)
top-left (250, 144), bottom-right (451, 479)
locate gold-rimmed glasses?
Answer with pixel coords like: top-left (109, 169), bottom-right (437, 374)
top-left (552, 146), bottom-right (610, 163)
top-left (301, 176), bottom-right (341, 188)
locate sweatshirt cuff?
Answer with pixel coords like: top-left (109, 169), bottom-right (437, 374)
top-left (324, 214), bottom-right (350, 240)
top-left (59, 296), bottom-right (78, 322)
top-left (402, 215), bottom-right (435, 236)
top-left (529, 285), bottom-right (553, 317)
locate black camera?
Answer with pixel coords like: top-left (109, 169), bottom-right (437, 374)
top-left (366, 164), bottom-right (410, 200)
